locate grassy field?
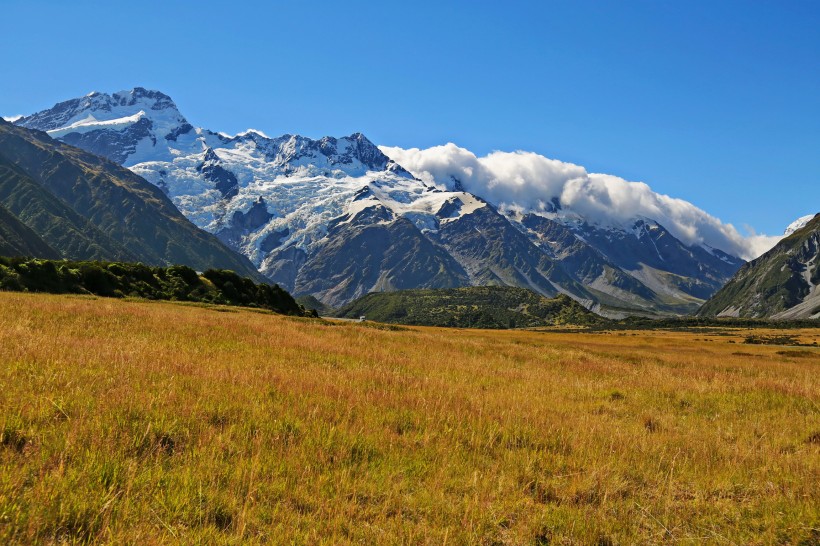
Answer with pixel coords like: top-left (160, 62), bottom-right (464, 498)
top-left (0, 292), bottom-right (817, 544)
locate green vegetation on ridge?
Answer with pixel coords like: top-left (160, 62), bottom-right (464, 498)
top-left (0, 257), bottom-right (311, 316)
top-left (332, 286), bottom-right (820, 330)
top-left (0, 203), bottom-right (60, 259)
top-left (336, 285), bottom-right (604, 328)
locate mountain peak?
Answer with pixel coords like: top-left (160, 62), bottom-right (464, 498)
top-left (112, 87), bottom-right (178, 110)
top-left (340, 132), bottom-right (412, 175)
top-left (16, 87), bottom-right (186, 134)
top-left (15, 87), bottom-right (191, 165)
top-left (784, 213), bottom-right (818, 237)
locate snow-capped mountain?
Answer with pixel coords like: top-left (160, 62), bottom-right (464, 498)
top-left (15, 88), bottom-right (746, 314)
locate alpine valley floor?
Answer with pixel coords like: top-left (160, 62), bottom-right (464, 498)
top-left (0, 292), bottom-right (817, 544)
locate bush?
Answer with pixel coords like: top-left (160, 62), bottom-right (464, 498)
top-left (166, 265), bottom-right (199, 285)
top-left (78, 264), bottom-right (118, 296)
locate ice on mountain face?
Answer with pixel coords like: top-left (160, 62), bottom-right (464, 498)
top-left (32, 89), bottom-right (484, 270)
top-left (46, 111), bottom-right (147, 138)
top-left (132, 146), bottom-right (486, 271)
top-left (784, 214), bottom-right (817, 236)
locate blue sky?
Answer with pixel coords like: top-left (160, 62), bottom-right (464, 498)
top-left (1, 0), bottom-right (818, 236)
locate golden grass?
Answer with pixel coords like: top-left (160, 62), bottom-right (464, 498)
top-left (0, 292), bottom-right (817, 544)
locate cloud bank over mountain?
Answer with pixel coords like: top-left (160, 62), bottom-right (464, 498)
top-left (380, 143), bottom-right (780, 260)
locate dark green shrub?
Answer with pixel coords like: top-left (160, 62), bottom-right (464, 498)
top-left (78, 263), bottom-right (118, 296)
top-left (167, 265), bottom-right (199, 285)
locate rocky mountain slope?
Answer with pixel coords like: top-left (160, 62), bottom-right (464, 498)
top-left (698, 214), bottom-right (820, 319)
top-left (0, 118), bottom-right (263, 279)
top-left (15, 88), bottom-right (747, 314)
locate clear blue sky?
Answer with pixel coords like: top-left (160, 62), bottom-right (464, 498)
top-left (1, 0), bottom-right (818, 235)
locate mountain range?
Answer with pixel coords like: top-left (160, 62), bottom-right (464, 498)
top-left (10, 87), bottom-right (754, 316)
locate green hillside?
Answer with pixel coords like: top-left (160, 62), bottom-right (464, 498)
top-left (0, 204), bottom-right (60, 259)
top-left (335, 286), bottom-right (604, 328)
top-left (295, 294), bottom-right (337, 316)
top-left (0, 158), bottom-right (137, 262)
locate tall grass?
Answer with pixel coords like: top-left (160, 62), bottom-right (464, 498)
top-left (0, 292), bottom-right (817, 544)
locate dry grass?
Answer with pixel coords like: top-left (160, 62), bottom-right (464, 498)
top-left (0, 292), bottom-right (817, 544)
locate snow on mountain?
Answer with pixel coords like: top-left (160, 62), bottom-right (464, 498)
top-left (132, 143), bottom-right (484, 275)
top-left (46, 111), bottom-right (148, 138)
top-left (126, 129), bottom-right (484, 274)
top-left (15, 88), bottom-right (191, 165)
top-left (16, 88), bottom-right (186, 136)
top-left (784, 214), bottom-right (818, 237)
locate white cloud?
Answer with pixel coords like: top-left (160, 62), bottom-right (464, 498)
top-left (380, 143), bottom-right (780, 260)
top-left (2, 115), bottom-right (23, 123)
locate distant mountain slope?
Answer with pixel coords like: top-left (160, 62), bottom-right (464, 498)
top-left (295, 207), bottom-right (470, 307)
top-left (698, 214), bottom-right (820, 319)
top-left (0, 204), bottom-right (60, 259)
top-left (335, 286), bottom-right (604, 328)
top-left (0, 155), bottom-right (137, 261)
top-left (0, 118), bottom-right (263, 278)
top-left (295, 294), bottom-right (336, 316)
